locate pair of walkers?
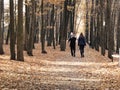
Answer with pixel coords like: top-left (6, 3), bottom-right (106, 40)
top-left (68, 32), bottom-right (86, 57)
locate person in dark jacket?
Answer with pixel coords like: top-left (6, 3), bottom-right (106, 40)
top-left (68, 33), bottom-right (76, 57)
top-left (78, 33), bottom-right (86, 57)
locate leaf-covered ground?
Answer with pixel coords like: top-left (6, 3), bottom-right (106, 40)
top-left (0, 44), bottom-right (120, 90)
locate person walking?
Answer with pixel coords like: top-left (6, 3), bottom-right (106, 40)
top-left (78, 33), bottom-right (86, 57)
top-left (68, 32), bottom-right (76, 57)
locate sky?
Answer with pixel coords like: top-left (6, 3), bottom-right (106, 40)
top-left (4, 0), bottom-right (9, 5)
top-left (4, 0), bottom-right (9, 8)
top-left (4, 0), bottom-right (25, 12)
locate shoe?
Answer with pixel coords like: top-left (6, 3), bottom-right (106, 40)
top-left (82, 54), bottom-right (84, 57)
top-left (73, 54), bottom-right (75, 57)
top-left (81, 54), bottom-right (84, 57)
top-left (71, 53), bottom-right (73, 56)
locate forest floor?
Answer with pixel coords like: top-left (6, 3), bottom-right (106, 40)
top-left (0, 43), bottom-right (120, 90)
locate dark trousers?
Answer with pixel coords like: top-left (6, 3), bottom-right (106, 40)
top-left (70, 46), bottom-right (76, 57)
top-left (79, 45), bottom-right (85, 57)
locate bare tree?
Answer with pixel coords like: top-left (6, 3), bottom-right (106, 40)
top-left (10, 0), bottom-right (16, 60)
top-left (17, 0), bottom-right (24, 61)
top-left (0, 0), bottom-right (4, 54)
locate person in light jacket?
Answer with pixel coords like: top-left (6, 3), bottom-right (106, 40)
top-left (68, 32), bottom-right (76, 57)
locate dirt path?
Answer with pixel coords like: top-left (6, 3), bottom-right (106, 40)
top-left (0, 44), bottom-right (120, 90)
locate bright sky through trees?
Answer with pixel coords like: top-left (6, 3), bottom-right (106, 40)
top-left (4, 0), bottom-right (9, 5)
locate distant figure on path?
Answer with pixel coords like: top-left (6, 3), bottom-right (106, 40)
top-left (78, 33), bottom-right (86, 57)
top-left (68, 32), bottom-right (76, 57)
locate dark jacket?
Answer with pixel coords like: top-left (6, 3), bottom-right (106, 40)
top-left (78, 36), bottom-right (86, 46)
top-left (68, 37), bottom-right (76, 47)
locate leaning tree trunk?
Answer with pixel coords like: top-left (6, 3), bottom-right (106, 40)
top-left (10, 0), bottom-right (16, 60)
top-left (17, 0), bottom-right (24, 61)
top-left (0, 0), bottom-right (4, 54)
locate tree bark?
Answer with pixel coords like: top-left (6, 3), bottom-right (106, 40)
top-left (17, 0), bottom-right (24, 61)
top-left (100, 0), bottom-right (105, 56)
top-left (89, 0), bottom-right (94, 49)
top-left (41, 0), bottom-right (47, 53)
top-left (60, 0), bottom-right (68, 51)
top-left (10, 0), bottom-right (16, 59)
top-left (107, 0), bottom-right (113, 59)
top-left (24, 0), bottom-right (29, 51)
top-left (27, 0), bottom-right (35, 56)
top-left (116, 12), bottom-right (120, 53)
top-left (0, 0), bottom-right (4, 54)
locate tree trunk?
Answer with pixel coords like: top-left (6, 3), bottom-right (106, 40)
top-left (51, 4), bottom-right (55, 49)
top-left (116, 12), bottom-right (120, 53)
top-left (47, 7), bottom-right (53, 46)
top-left (24, 0), bottom-right (29, 51)
top-left (17, 0), bottom-right (24, 61)
top-left (41, 0), bottom-right (47, 53)
top-left (85, 0), bottom-right (89, 43)
top-left (94, 0), bottom-right (99, 51)
top-left (89, 0), bottom-right (94, 48)
top-left (55, 10), bottom-right (59, 46)
top-left (60, 13), bottom-right (66, 51)
top-left (107, 0), bottom-right (113, 59)
top-left (1, 0), bottom-right (4, 44)
top-left (59, 12), bottom-right (62, 45)
top-left (6, 24), bottom-right (10, 44)
top-left (100, 0), bottom-right (105, 56)
top-left (10, 0), bottom-right (16, 60)
top-left (27, 0), bottom-right (35, 56)
top-left (0, 0), bottom-right (4, 54)
top-left (60, 1), bottom-right (68, 51)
